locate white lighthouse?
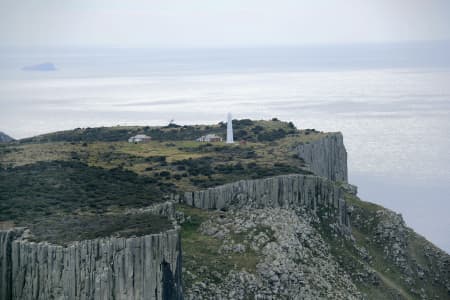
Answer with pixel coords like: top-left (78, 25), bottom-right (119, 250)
top-left (226, 112), bottom-right (234, 143)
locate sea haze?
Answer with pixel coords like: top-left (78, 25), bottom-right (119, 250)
top-left (0, 41), bottom-right (449, 252)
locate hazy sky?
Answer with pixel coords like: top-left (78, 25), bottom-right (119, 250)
top-left (1, 0), bottom-right (450, 48)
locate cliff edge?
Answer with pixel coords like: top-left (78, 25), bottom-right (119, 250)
top-left (182, 174), bottom-right (351, 235)
top-left (295, 132), bottom-right (348, 182)
top-left (0, 202), bottom-right (183, 300)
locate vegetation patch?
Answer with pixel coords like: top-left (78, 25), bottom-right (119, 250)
top-left (0, 160), bottom-right (170, 223)
top-left (1, 125), bottom-right (321, 193)
top-left (20, 119), bottom-right (299, 144)
top-left (24, 212), bottom-right (173, 246)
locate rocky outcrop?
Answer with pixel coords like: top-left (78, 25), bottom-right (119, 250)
top-left (374, 210), bottom-right (410, 273)
top-left (182, 174), bottom-right (351, 234)
top-left (341, 182), bottom-right (358, 196)
top-left (373, 210), bottom-right (450, 295)
top-left (185, 208), bottom-right (361, 299)
top-left (127, 201), bottom-right (176, 219)
top-left (0, 228), bottom-right (182, 300)
top-left (295, 133), bottom-right (348, 182)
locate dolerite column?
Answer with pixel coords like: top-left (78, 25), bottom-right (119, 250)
top-left (0, 229), bottom-right (23, 300)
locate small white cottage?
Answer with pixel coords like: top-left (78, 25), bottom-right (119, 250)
top-left (128, 134), bottom-right (152, 143)
top-left (196, 134), bottom-right (223, 142)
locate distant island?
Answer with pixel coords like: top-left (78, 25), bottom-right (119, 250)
top-left (22, 62), bottom-right (57, 71)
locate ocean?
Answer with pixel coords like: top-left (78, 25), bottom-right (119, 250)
top-left (1, 42), bottom-right (449, 252)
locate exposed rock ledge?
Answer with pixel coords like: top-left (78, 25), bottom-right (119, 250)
top-left (127, 201), bottom-right (176, 219)
top-left (295, 132), bottom-right (348, 182)
top-left (182, 174), bottom-right (351, 234)
top-left (0, 228), bottom-right (182, 300)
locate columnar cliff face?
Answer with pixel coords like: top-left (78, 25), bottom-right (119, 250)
top-left (0, 229), bottom-right (23, 300)
top-left (0, 228), bottom-right (182, 300)
top-left (182, 174), bottom-right (351, 234)
top-left (295, 133), bottom-right (348, 182)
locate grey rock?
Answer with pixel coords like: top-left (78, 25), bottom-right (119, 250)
top-left (341, 183), bottom-right (358, 195)
top-left (374, 210), bottom-right (410, 274)
top-left (232, 243), bottom-right (246, 253)
top-left (183, 174), bottom-right (351, 235)
top-left (0, 228), bottom-right (24, 300)
top-left (0, 228), bottom-right (183, 300)
top-left (295, 133), bottom-right (348, 182)
top-left (127, 201), bottom-right (176, 219)
top-left (202, 227), bottom-right (218, 236)
top-left (185, 208), bottom-right (362, 299)
top-left (214, 231), bottom-right (226, 240)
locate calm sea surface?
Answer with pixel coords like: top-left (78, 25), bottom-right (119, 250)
top-left (1, 44), bottom-right (449, 252)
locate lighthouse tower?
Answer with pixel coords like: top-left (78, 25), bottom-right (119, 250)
top-left (226, 112), bottom-right (234, 143)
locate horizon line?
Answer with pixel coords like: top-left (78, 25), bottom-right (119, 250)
top-left (1, 39), bottom-right (450, 51)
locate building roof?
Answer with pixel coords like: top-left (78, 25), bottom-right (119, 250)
top-left (132, 134), bottom-right (151, 139)
top-left (196, 133), bottom-right (222, 141)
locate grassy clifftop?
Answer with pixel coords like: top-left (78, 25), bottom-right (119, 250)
top-left (1, 120), bottom-right (326, 195)
top-left (24, 212), bottom-right (173, 246)
top-left (19, 119), bottom-right (301, 143)
top-left (0, 119), bottom-right (324, 242)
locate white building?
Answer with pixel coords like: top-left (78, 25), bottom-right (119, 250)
top-left (196, 134), bottom-right (223, 142)
top-left (128, 134), bottom-right (152, 143)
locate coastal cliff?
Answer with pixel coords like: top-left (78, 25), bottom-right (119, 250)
top-left (0, 228), bottom-right (182, 300)
top-left (2, 121), bottom-right (449, 299)
top-left (182, 174), bottom-right (351, 234)
top-left (295, 133), bottom-right (348, 182)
